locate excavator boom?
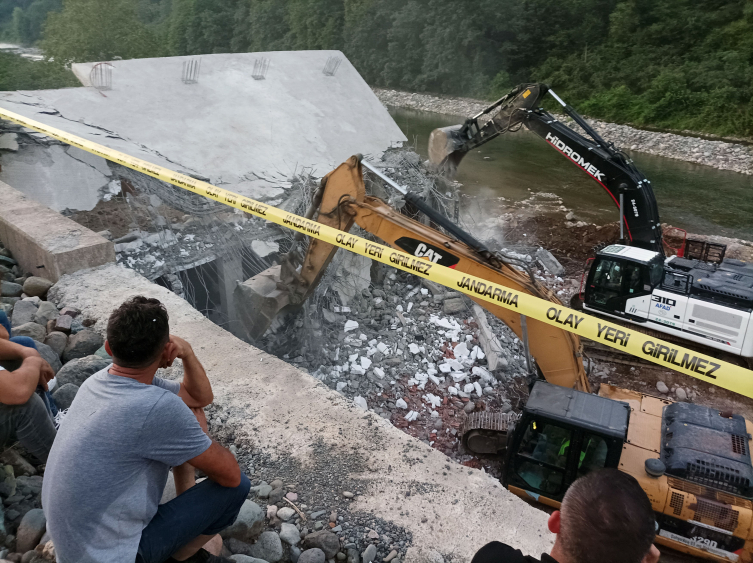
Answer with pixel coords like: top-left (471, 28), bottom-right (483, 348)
top-left (236, 156), bottom-right (590, 391)
top-left (429, 83), bottom-right (664, 254)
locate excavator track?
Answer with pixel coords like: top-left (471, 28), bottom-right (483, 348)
top-left (460, 411), bottom-right (521, 455)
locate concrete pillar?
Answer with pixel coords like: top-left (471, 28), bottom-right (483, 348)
top-left (216, 251), bottom-right (245, 339)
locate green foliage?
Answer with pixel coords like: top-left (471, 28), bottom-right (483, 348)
top-left (0, 49), bottom-right (77, 88)
top-left (41, 0), bottom-right (163, 64)
top-left (5, 0), bottom-right (753, 136)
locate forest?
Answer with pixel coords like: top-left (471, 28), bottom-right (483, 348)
top-left (2, 0), bottom-right (753, 137)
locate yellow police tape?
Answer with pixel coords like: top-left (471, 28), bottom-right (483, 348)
top-left (2, 106), bottom-right (752, 398)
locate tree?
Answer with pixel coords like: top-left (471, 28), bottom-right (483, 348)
top-left (41, 0), bottom-right (162, 64)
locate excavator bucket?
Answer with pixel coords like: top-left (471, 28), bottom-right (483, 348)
top-left (428, 124), bottom-right (467, 176)
top-left (234, 156), bottom-right (366, 341)
top-left (428, 83), bottom-right (548, 177)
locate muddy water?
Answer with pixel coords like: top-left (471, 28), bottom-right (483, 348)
top-left (389, 107), bottom-right (753, 241)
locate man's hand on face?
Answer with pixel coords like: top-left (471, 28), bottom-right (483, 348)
top-left (161, 335), bottom-right (194, 369)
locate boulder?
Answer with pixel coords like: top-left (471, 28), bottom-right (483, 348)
top-left (279, 523), bottom-right (300, 546)
top-left (302, 531), bottom-right (339, 559)
top-left (226, 538), bottom-right (255, 555)
top-left (34, 342), bottom-right (61, 375)
top-left (298, 549), bottom-right (326, 563)
top-left (443, 298), bottom-right (465, 315)
top-left (10, 302), bottom-right (37, 329)
top-left (62, 329), bottom-right (104, 363)
top-left (231, 556), bottom-right (268, 563)
top-left (32, 303), bottom-right (58, 327)
top-left (43, 333), bottom-right (67, 358)
top-left (53, 315), bottom-right (72, 335)
top-left (21, 278), bottom-right (52, 299)
top-left (11, 323), bottom-right (45, 343)
top-left (15, 509), bottom-right (45, 553)
top-left (51, 384), bottom-right (79, 411)
top-left (55, 356), bottom-right (110, 388)
top-left (219, 500), bottom-right (265, 543)
top-left (0, 281), bottom-right (22, 299)
top-left (361, 545), bottom-right (377, 563)
top-left (248, 531), bottom-right (282, 563)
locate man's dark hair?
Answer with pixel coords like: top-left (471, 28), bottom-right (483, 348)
top-left (559, 469), bottom-right (655, 563)
top-left (107, 296), bottom-right (169, 368)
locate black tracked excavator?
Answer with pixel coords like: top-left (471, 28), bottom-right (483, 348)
top-left (429, 83), bottom-right (753, 367)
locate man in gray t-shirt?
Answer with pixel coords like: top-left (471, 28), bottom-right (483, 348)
top-left (42, 296), bottom-right (249, 563)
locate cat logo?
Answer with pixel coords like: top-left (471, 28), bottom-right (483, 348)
top-left (394, 237), bottom-right (460, 268)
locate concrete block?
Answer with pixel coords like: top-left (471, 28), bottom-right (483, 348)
top-left (0, 181), bottom-right (115, 283)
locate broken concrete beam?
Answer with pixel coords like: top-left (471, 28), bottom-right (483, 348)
top-left (0, 181), bottom-right (115, 283)
top-left (472, 304), bottom-right (505, 371)
top-left (421, 279), bottom-right (445, 296)
top-left (535, 247), bottom-right (565, 276)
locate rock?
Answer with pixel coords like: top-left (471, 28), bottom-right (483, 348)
top-left (51, 384), bottom-right (79, 410)
top-left (298, 549), bottom-right (326, 563)
top-left (94, 345), bottom-right (112, 360)
top-left (226, 538), bottom-right (255, 555)
top-left (55, 356), bottom-right (110, 388)
top-left (346, 549), bottom-right (360, 563)
top-left (442, 298), bottom-right (464, 315)
top-left (256, 484), bottom-right (272, 499)
top-left (535, 248), bottom-right (565, 276)
top-left (353, 396), bottom-right (367, 410)
top-left (10, 301), bottom-right (37, 328)
top-left (32, 303), bottom-right (58, 327)
top-left (34, 342), bottom-right (61, 375)
top-left (220, 500), bottom-right (265, 543)
top-left (0, 282), bottom-right (22, 299)
top-left (285, 492), bottom-right (298, 501)
top-left (290, 546), bottom-right (302, 563)
top-left (62, 329), bottom-right (104, 363)
top-left (11, 323), bottom-right (45, 343)
top-left (0, 465), bottom-right (16, 498)
top-left (676, 387), bottom-right (688, 401)
top-left (21, 279), bottom-right (52, 299)
top-left (267, 487), bottom-right (284, 504)
top-left (58, 307), bottom-right (80, 318)
top-left (15, 510), bottom-right (45, 553)
top-left (656, 381), bottom-right (669, 394)
top-left (302, 531), bottom-right (339, 559)
top-left (384, 551), bottom-right (398, 562)
top-left (231, 556), bottom-right (269, 563)
top-left (463, 401), bottom-right (475, 414)
top-left (248, 531), bottom-right (282, 562)
top-left (53, 315), bottom-right (72, 335)
top-left (43, 333), bottom-right (67, 358)
top-left (361, 545), bottom-right (377, 563)
top-left (342, 491), bottom-right (354, 498)
top-left (277, 507), bottom-right (295, 521)
top-left (0, 450), bottom-right (35, 478)
top-left (279, 523), bottom-right (300, 546)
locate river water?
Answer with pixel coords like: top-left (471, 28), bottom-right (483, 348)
top-left (389, 107), bottom-right (753, 241)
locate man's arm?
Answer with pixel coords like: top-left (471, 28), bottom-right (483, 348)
top-left (162, 335), bottom-right (213, 408)
top-left (0, 357), bottom-right (53, 405)
top-left (0, 338), bottom-right (40, 362)
top-left (187, 440), bottom-right (241, 488)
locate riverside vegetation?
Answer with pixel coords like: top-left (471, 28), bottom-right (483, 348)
top-left (1, 0), bottom-right (753, 137)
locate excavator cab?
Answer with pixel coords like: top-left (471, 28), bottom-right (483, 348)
top-left (502, 381), bottom-right (628, 506)
top-left (583, 245), bottom-right (665, 320)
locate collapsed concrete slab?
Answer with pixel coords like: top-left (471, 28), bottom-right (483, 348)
top-left (49, 263), bottom-right (553, 561)
top-left (0, 50), bottom-right (406, 211)
top-left (0, 181), bottom-right (114, 282)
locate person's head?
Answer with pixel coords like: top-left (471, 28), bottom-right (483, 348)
top-left (548, 469), bottom-right (658, 563)
top-left (105, 296), bottom-right (169, 369)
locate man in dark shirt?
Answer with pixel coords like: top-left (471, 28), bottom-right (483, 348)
top-left (472, 469), bottom-right (661, 563)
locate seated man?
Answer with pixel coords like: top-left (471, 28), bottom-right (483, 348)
top-left (42, 296), bottom-right (249, 563)
top-left (0, 310), bottom-right (57, 462)
top-left (471, 469), bottom-right (660, 563)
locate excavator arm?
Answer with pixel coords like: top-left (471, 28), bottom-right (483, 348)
top-left (235, 156), bottom-right (590, 392)
top-left (429, 83), bottom-right (664, 254)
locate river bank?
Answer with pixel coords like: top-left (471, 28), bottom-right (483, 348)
top-left (373, 88), bottom-right (753, 176)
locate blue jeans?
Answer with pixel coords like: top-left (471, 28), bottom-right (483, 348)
top-left (136, 472), bottom-right (251, 563)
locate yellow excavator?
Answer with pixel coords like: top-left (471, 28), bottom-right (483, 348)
top-left (235, 157), bottom-right (753, 562)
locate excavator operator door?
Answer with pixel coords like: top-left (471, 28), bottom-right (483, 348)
top-left (502, 413), bottom-right (623, 507)
top-left (584, 251), bottom-right (664, 321)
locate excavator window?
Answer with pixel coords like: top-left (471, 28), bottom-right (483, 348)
top-left (577, 434), bottom-right (609, 478)
top-left (588, 258), bottom-right (650, 310)
top-left (514, 421), bottom-right (572, 496)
